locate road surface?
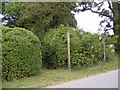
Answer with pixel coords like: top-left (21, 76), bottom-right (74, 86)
top-left (46, 70), bottom-right (119, 88)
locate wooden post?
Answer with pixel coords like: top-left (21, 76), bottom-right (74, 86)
top-left (103, 41), bottom-right (106, 61)
top-left (67, 31), bottom-right (71, 71)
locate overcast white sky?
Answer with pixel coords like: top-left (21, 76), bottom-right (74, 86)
top-left (75, 11), bottom-right (114, 35)
top-left (74, 1), bottom-right (114, 35)
top-left (75, 11), bottom-right (101, 33)
top-left (0, 7), bottom-right (114, 35)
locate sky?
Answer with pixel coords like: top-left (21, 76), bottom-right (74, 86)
top-left (75, 11), bottom-right (114, 35)
top-left (0, 4), bottom-right (114, 35)
top-left (74, 1), bottom-right (114, 35)
top-left (0, 14), bottom-right (3, 24)
top-left (75, 10), bottom-right (102, 33)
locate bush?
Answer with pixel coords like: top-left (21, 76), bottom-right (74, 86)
top-left (42, 25), bottom-right (94, 69)
top-left (0, 27), bottom-right (2, 77)
top-left (2, 26), bottom-right (42, 81)
top-left (76, 29), bottom-right (104, 61)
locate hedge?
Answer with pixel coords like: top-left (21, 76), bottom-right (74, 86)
top-left (0, 27), bottom-right (2, 77)
top-left (2, 26), bottom-right (42, 81)
top-left (42, 25), bottom-right (94, 69)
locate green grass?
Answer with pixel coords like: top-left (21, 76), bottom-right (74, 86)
top-left (2, 56), bottom-right (118, 88)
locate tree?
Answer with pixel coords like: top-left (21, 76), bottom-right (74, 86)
top-left (2, 2), bottom-right (25, 27)
top-left (77, 1), bottom-right (113, 31)
top-left (2, 2), bottom-right (77, 40)
top-left (77, 1), bottom-right (120, 54)
top-left (112, 2), bottom-right (120, 54)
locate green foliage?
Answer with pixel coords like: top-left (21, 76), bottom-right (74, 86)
top-left (106, 35), bottom-right (117, 45)
top-left (2, 58), bottom-right (118, 88)
top-left (106, 48), bottom-right (118, 61)
top-left (76, 30), bottom-right (104, 61)
top-left (113, 4), bottom-right (120, 54)
top-left (0, 26), bottom-right (2, 77)
top-left (2, 26), bottom-right (42, 81)
top-left (90, 35), bottom-right (103, 61)
top-left (2, 2), bottom-right (77, 40)
top-left (2, 2), bottom-right (25, 27)
top-left (115, 35), bottom-right (120, 54)
top-left (42, 25), bottom-right (95, 69)
top-left (78, 2), bottom-right (120, 55)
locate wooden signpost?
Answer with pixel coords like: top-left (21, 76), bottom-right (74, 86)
top-left (67, 31), bottom-right (71, 71)
top-left (100, 33), bottom-right (108, 61)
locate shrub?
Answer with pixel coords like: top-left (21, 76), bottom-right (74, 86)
top-left (0, 27), bottom-right (2, 77)
top-left (76, 29), bottom-right (104, 61)
top-left (2, 26), bottom-right (42, 81)
top-left (42, 25), bottom-right (94, 69)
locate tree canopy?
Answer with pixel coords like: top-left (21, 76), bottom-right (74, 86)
top-left (77, 1), bottom-right (120, 54)
top-left (2, 2), bottom-right (77, 40)
top-left (2, 1), bottom-right (120, 54)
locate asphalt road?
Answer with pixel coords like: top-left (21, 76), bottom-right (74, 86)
top-left (46, 69), bottom-right (119, 88)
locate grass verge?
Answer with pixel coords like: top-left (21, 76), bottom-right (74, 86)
top-left (2, 55), bottom-right (118, 88)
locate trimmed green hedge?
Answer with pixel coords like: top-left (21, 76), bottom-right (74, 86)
top-left (2, 26), bottom-right (42, 81)
top-left (42, 25), bottom-right (94, 69)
